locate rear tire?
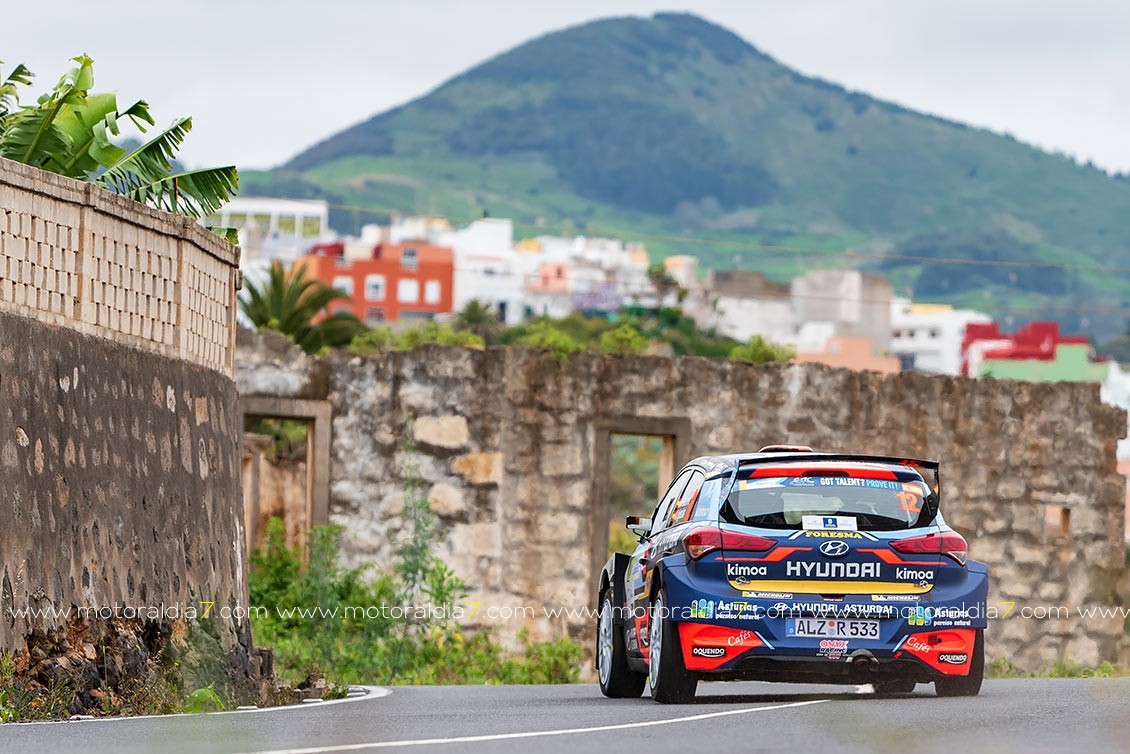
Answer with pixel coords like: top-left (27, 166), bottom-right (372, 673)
top-left (647, 591), bottom-right (697, 704)
top-left (935, 629), bottom-right (984, 697)
top-left (597, 592), bottom-right (646, 698)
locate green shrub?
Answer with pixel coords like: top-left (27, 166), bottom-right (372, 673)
top-left (248, 519), bottom-right (582, 685)
top-left (514, 321), bottom-right (585, 361)
top-left (185, 686), bottom-right (225, 713)
top-left (608, 522), bottom-right (639, 560)
top-left (729, 334), bottom-right (795, 363)
top-left (0, 652), bottom-right (77, 721)
top-left (348, 326), bottom-right (398, 355)
top-left (598, 323), bottom-right (647, 354)
top-left (349, 323), bottom-right (484, 355)
top-left (248, 421), bottom-right (583, 686)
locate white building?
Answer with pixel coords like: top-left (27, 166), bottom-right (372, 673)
top-left (212, 197), bottom-right (330, 265)
top-left (791, 270), bottom-right (893, 355)
top-left (433, 218), bottom-right (529, 325)
top-left (688, 267), bottom-right (893, 353)
top-left (518, 235), bottom-right (651, 315)
top-left (889, 298), bottom-right (993, 375)
top-left (685, 268), bottom-right (794, 344)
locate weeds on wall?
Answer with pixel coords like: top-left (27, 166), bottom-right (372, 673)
top-left (0, 645), bottom-right (228, 722)
top-left (348, 323), bottom-right (485, 355)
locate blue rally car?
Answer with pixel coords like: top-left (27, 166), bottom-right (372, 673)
top-left (596, 448), bottom-right (989, 703)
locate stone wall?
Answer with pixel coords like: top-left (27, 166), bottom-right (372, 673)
top-left (237, 332), bottom-right (1128, 670)
top-left (0, 157), bottom-right (240, 374)
top-left (0, 309), bottom-right (255, 700)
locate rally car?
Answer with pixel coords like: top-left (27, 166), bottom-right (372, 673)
top-left (596, 448), bottom-right (989, 703)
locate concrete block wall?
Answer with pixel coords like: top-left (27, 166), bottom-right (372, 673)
top-left (0, 157), bottom-right (239, 374)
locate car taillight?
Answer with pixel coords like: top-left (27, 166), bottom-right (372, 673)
top-left (682, 527), bottom-right (777, 560)
top-left (890, 531), bottom-right (968, 565)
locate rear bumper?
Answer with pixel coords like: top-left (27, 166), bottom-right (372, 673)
top-left (661, 559), bottom-right (987, 679)
top-left (678, 622), bottom-right (978, 679)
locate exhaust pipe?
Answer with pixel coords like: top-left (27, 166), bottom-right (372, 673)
top-left (849, 650), bottom-right (879, 671)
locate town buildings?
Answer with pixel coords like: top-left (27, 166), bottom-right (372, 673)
top-left (889, 299), bottom-right (994, 375)
top-left (302, 238), bottom-right (454, 324)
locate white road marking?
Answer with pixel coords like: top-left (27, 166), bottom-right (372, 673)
top-left (237, 698), bottom-right (830, 753)
top-left (9, 686), bottom-right (390, 726)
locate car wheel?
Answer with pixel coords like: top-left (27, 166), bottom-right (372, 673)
top-left (648, 590), bottom-right (697, 704)
top-left (597, 592), bottom-right (646, 698)
top-left (874, 678), bottom-right (916, 695)
top-left (935, 629), bottom-right (984, 697)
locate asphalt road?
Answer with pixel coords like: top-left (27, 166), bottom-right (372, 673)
top-left (2, 678), bottom-right (1129, 754)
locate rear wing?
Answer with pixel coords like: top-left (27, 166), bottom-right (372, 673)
top-left (734, 452), bottom-right (942, 499)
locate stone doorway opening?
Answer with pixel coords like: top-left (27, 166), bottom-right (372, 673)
top-left (605, 434), bottom-right (668, 559)
top-left (240, 397), bottom-right (331, 554)
top-left (590, 417), bottom-right (691, 606)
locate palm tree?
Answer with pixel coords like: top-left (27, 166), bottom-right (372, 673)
top-left (454, 299), bottom-right (502, 343)
top-left (240, 261), bottom-right (367, 354)
top-left (0, 55), bottom-right (236, 219)
top-left (647, 263), bottom-right (682, 308)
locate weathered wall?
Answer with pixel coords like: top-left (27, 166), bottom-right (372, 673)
top-left (237, 332), bottom-right (1128, 670)
top-left (0, 310), bottom-right (255, 697)
top-left (0, 159), bottom-right (253, 704)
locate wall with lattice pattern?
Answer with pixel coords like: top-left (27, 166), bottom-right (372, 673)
top-left (0, 157), bottom-right (239, 374)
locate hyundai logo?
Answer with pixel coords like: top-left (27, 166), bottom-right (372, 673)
top-left (819, 540), bottom-right (850, 558)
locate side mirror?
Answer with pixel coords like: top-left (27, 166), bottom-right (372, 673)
top-left (625, 516), bottom-right (652, 539)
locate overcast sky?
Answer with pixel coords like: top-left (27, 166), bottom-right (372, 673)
top-left (6, 0), bottom-right (1128, 172)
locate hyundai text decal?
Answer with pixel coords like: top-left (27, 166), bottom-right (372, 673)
top-left (785, 562), bottom-right (881, 579)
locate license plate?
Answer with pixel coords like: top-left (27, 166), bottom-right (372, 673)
top-left (786, 618), bottom-right (880, 639)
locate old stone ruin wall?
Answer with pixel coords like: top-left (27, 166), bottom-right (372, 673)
top-left (237, 332), bottom-right (1128, 673)
top-left (0, 158), bottom-right (256, 706)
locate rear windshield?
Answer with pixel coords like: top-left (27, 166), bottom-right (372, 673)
top-left (721, 475), bottom-right (932, 531)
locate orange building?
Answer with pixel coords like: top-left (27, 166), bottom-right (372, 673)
top-left (301, 241), bottom-right (454, 324)
top-left (794, 335), bottom-right (900, 374)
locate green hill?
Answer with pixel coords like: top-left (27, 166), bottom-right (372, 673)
top-left (243, 12), bottom-right (1130, 339)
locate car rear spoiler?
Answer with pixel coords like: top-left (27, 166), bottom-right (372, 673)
top-left (735, 453), bottom-right (941, 496)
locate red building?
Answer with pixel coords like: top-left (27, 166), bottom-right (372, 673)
top-left (961, 321), bottom-right (1099, 377)
top-left (301, 240), bottom-right (454, 324)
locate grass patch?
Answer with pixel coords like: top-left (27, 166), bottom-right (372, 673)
top-left (987, 658), bottom-right (1123, 679)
